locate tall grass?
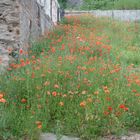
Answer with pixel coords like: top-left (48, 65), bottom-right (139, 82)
top-left (0, 15), bottom-right (140, 140)
top-left (81, 0), bottom-right (140, 10)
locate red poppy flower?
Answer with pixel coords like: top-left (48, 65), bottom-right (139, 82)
top-left (108, 106), bottom-right (113, 111)
top-left (119, 104), bottom-right (125, 109)
top-left (52, 91), bottom-right (57, 97)
top-left (21, 98), bottom-right (27, 103)
top-left (19, 48), bottom-right (23, 54)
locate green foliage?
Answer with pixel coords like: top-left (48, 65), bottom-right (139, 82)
top-left (114, 0), bottom-right (140, 10)
top-left (81, 0), bottom-right (115, 10)
top-left (58, 0), bottom-right (67, 8)
top-left (81, 0), bottom-right (140, 10)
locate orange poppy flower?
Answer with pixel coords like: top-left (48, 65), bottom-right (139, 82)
top-left (35, 121), bottom-right (42, 125)
top-left (19, 48), bottom-right (23, 55)
top-left (35, 121), bottom-right (42, 129)
top-left (119, 104), bottom-right (125, 109)
top-left (108, 106), bottom-right (113, 111)
top-left (94, 91), bottom-right (99, 95)
top-left (104, 111), bottom-right (109, 116)
top-left (21, 98), bottom-right (27, 103)
top-left (51, 47), bottom-right (56, 53)
top-left (124, 107), bottom-right (129, 111)
top-left (0, 93), bottom-right (4, 99)
top-left (103, 86), bottom-right (108, 90)
top-left (135, 93), bottom-right (140, 96)
top-left (52, 91), bottom-right (57, 97)
top-left (104, 89), bottom-right (110, 94)
top-left (132, 89), bottom-right (137, 93)
top-left (31, 72), bottom-right (35, 78)
top-left (37, 124), bottom-right (42, 129)
top-left (119, 104), bottom-right (129, 111)
top-left (80, 101), bottom-right (86, 107)
top-left (54, 84), bottom-right (59, 88)
top-left (0, 98), bottom-right (6, 103)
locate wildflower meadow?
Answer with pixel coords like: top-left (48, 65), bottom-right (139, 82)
top-left (0, 15), bottom-right (140, 140)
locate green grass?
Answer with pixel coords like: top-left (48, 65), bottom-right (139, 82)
top-left (0, 15), bottom-right (140, 140)
top-left (114, 0), bottom-right (140, 10)
top-left (81, 0), bottom-right (140, 10)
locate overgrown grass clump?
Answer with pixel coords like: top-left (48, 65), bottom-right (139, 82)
top-left (0, 15), bottom-right (140, 140)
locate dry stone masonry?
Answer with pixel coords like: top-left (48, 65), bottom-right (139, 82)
top-left (0, 0), bottom-right (60, 72)
top-left (0, 0), bottom-right (20, 72)
top-left (65, 10), bottom-right (140, 21)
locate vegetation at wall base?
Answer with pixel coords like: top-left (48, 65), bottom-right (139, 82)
top-left (0, 15), bottom-right (140, 140)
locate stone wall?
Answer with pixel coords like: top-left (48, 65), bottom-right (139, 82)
top-left (0, 0), bottom-right (60, 72)
top-left (52, 0), bottom-right (59, 24)
top-left (92, 10), bottom-right (140, 21)
top-left (19, 0), bottom-right (53, 48)
top-left (0, 0), bottom-right (20, 72)
top-left (65, 10), bottom-right (140, 21)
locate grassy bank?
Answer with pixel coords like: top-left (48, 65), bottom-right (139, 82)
top-left (80, 0), bottom-right (140, 10)
top-left (0, 15), bottom-right (140, 140)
